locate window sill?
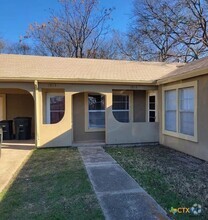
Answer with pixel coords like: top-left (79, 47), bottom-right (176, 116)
top-left (85, 127), bottom-right (105, 133)
top-left (162, 130), bottom-right (198, 143)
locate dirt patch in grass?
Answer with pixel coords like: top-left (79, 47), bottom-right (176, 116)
top-left (106, 145), bottom-right (208, 220)
top-left (0, 148), bottom-right (103, 220)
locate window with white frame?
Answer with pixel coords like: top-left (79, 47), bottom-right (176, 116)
top-left (163, 82), bottom-right (197, 141)
top-left (165, 90), bottom-right (177, 132)
top-left (179, 87), bottom-right (194, 136)
top-left (46, 93), bottom-right (65, 124)
top-left (88, 94), bottom-right (105, 129)
top-left (148, 93), bottom-right (157, 122)
top-left (113, 94), bottom-right (130, 122)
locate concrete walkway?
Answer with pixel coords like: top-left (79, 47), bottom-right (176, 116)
top-left (79, 146), bottom-right (169, 220)
top-left (0, 142), bottom-right (34, 193)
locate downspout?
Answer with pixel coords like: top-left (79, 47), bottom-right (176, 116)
top-left (34, 80), bottom-right (40, 147)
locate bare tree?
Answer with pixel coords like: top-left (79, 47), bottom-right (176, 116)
top-left (26, 0), bottom-right (114, 58)
top-left (0, 38), bottom-right (6, 53)
top-left (126, 0), bottom-right (208, 62)
top-left (123, 0), bottom-right (180, 62)
top-left (85, 34), bottom-right (120, 59)
top-left (6, 41), bottom-right (32, 55)
top-left (177, 0), bottom-right (208, 61)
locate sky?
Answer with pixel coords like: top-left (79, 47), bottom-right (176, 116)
top-left (0, 0), bottom-right (133, 43)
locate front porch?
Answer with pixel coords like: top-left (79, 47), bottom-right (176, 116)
top-left (35, 83), bottom-right (160, 147)
top-left (0, 88), bottom-right (35, 145)
top-left (72, 89), bottom-right (159, 145)
top-left (0, 82), bottom-right (160, 148)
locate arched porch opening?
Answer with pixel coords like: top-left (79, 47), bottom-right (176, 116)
top-left (0, 88), bottom-right (35, 145)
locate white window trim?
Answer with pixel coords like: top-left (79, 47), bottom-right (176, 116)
top-left (46, 93), bottom-right (65, 124)
top-left (112, 91), bottom-right (133, 123)
top-left (85, 93), bottom-right (105, 132)
top-left (162, 81), bottom-right (198, 142)
top-left (146, 91), bottom-right (158, 122)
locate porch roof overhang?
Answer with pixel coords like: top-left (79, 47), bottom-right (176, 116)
top-left (0, 77), bottom-right (158, 86)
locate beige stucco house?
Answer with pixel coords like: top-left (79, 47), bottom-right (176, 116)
top-left (0, 54), bottom-right (208, 161)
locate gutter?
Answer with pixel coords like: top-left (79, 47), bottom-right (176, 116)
top-left (0, 77), bottom-right (158, 86)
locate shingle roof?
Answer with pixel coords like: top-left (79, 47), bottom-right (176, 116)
top-left (158, 56), bottom-right (208, 83)
top-left (0, 54), bottom-right (178, 84)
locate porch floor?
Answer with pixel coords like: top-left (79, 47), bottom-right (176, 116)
top-left (72, 141), bottom-right (106, 147)
top-left (1, 139), bottom-right (35, 147)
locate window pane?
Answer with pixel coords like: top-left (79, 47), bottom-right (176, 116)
top-left (113, 95), bottom-right (129, 110)
top-left (113, 95), bottom-right (129, 102)
top-left (88, 94), bottom-right (105, 128)
top-left (165, 90), bottom-right (176, 110)
top-left (89, 112), bottom-right (105, 128)
top-left (149, 103), bottom-right (155, 110)
top-left (180, 112), bottom-right (194, 136)
top-left (113, 94), bottom-right (130, 122)
top-left (149, 111), bottom-right (155, 122)
top-left (165, 111), bottom-right (176, 131)
top-left (179, 87), bottom-right (194, 111)
top-left (50, 111), bottom-right (64, 124)
top-left (88, 94), bottom-right (105, 110)
top-left (149, 96), bottom-right (155, 103)
top-left (47, 94), bottom-right (65, 124)
top-left (179, 87), bottom-right (194, 136)
top-left (50, 96), bottom-right (65, 111)
top-left (165, 90), bottom-right (176, 131)
top-left (113, 111), bottom-right (129, 122)
top-left (148, 95), bottom-right (156, 122)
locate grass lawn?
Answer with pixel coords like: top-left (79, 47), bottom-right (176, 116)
top-left (0, 148), bottom-right (104, 220)
top-left (106, 145), bottom-right (208, 220)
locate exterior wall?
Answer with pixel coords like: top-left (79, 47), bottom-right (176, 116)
top-left (37, 83), bottom-right (158, 147)
top-left (73, 92), bottom-right (105, 143)
top-left (105, 92), bottom-right (159, 144)
top-left (133, 90), bottom-right (146, 122)
top-left (6, 94), bottom-right (35, 136)
top-left (158, 74), bottom-right (208, 161)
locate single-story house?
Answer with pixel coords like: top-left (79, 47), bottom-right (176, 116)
top-left (0, 54), bottom-right (207, 161)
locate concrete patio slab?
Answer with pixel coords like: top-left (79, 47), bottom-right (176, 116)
top-left (79, 146), bottom-right (169, 220)
top-left (0, 142), bottom-right (34, 193)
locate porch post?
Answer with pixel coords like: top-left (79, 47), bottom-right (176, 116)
top-left (34, 80), bottom-right (40, 147)
top-left (104, 91), bottom-right (113, 144)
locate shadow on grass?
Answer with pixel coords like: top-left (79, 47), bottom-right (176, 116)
top-left (0, 148), bottom-right (103, 220)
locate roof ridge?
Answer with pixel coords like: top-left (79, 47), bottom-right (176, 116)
top-left (0, 53), bottom-right (180, 66)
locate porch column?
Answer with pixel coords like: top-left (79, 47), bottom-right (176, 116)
top-left (104, 91), bottom-right (113, 144)
top-left (66, 91), bottom-right (74, 145)
top-left (34, 80), bottom-right (40, 147)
